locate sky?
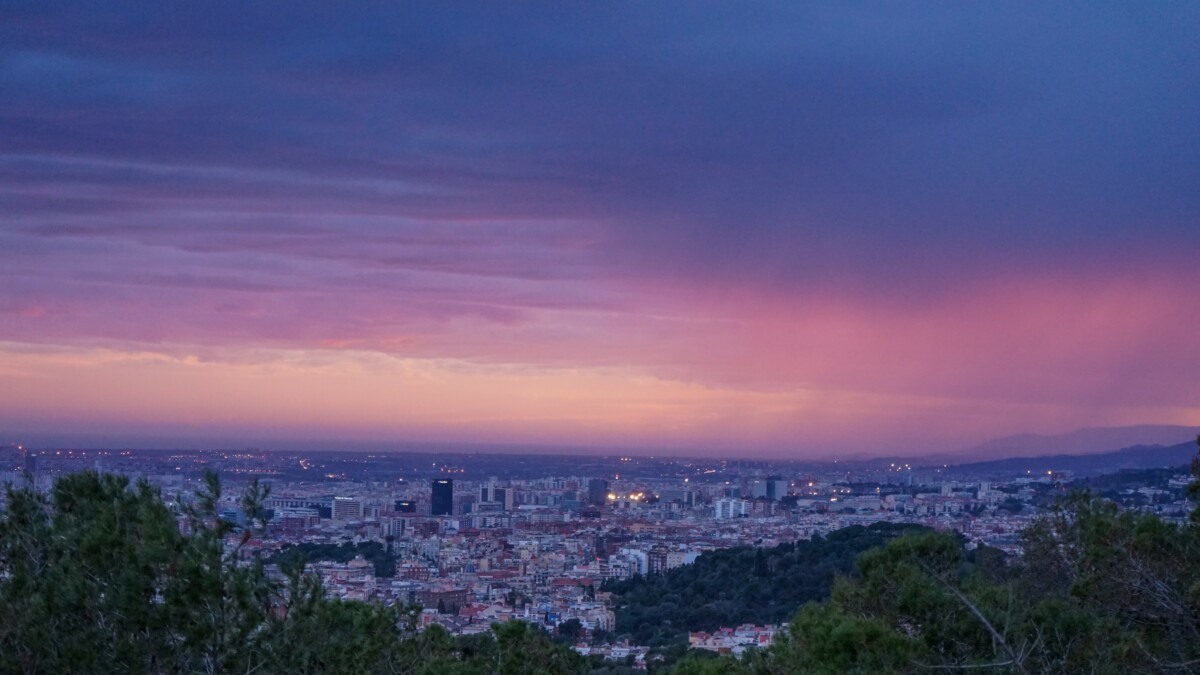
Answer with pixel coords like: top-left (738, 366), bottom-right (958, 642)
top-left (2, 2), bottom-right (1199, 457)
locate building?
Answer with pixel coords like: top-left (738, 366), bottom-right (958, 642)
top-left (431, 479), bottom-right (454, 516)
top-left (387, 516), bottom-right (411, 538)
top-left (666, 550), bottom-right (700, 569)
top-left (419, 587), bottom-right (470, 612)
top-left (587, 478), bottom-right (609, 506)
top-left (394, 499), bottom-right (417, 513)
top-left (332, 496), bottom-right (363, 521)
top-left (659, 488), bottom-right (696, 507)
top-left (648, 545), bottom-right (670, 574)
top-left (751, 476), bottom-right (788, 501)
top-left (267, 498), bottom-right (331, 519)
top-left (478, 481), bottom-right (514, 510)
top-left (714, 498), bottom-right (749, 519)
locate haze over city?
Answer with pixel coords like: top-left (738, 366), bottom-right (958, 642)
top-left (2, 3), bottom-right (1199, 456)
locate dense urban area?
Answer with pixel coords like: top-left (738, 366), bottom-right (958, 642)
top-left (2, 441), bottom-right (1197, 673)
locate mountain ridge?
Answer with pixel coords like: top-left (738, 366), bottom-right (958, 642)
top-left (957, 424), bottom-right (1199, 462)
top-left (940, 439), bottom-right (1197, 478)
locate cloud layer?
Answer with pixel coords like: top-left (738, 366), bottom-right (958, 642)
top-left (2, 3), bottom-right (1199, 455)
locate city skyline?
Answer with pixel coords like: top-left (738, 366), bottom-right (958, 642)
top-left (3, 3), bottom-right (1199, 456)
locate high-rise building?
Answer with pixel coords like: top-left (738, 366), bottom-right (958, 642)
top-left (479, 480), bottom-right (514, 510)
top-left (394, 499), bottom-right (417, 513)
top-left (388, 517), bottom-right (409, 538)
top-left (431, 479), bottom-right (454, 516)
top-left (495, 487), bottom-right (512, 510)
top-left (659, 488), bottom-right (696, 507)
top-left (588, 478), bottom-right (609, 506)
top-left (476, 482), bottom-right (513, 513)
top-left (332, 496), bottom-right (363, 521)
top-left (751, 476), bottom-right (788, 501)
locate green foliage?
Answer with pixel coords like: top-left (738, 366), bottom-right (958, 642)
top-left (779, 602), bottom-right (914, 674)
top-left (670, 649), bottom-right (746, 675)
top-left (0, 472), bottom-right (183, 673)
top-left (267, 539), bottom-right (397, 578)
top-left (8, 454), bottom-right (1200, 675)
top-left (604, 522), bottom-right (927, 647)
top-left (0, 471), bottom-right (587, 675)
top-left (998, 496), bottom-right (1025, 513)
top-left (695, 497), bottom-right (1200, 674)
top-left (556, 617), bottom-right (584, 644)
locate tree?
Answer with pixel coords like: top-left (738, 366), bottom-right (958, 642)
top-left (556, 618), bottom-right (583, 643)
top-left (0, 472), bottom-right (182, 673)
top-left (776, 602), bottom-right (914, 674)
top-left (0, 470), bottom-right (589, 675)
top-left (753, 548), bottom-right (768, 577)
top-left (604, 523), bottom-right (927, 652)
top-left (727, 471), bottom-right (1200, 675)
top-left (491, 620), bottom-right (587, 675)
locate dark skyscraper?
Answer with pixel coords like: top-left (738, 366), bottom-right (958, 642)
top-left (394, 499), bottom-right (416, 513)
top-left (588, 478), bottom-right (608, 506)
top-left (762, 475), bottom-right (786, 501)
top-left (431, 479), bottom-right (453, 516)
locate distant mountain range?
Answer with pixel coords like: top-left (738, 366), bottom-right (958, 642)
top-left (958, 425), bottom-right (1200, 461)
top-left (942, 428), bottom-right (1199, 478)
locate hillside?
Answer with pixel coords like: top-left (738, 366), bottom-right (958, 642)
top-left (603, 522), bottom-right (927, 648)
top-left (959, 425), bottom-right (1199, 461)
top-left (667, 494), bottom-right (1200, 674)
top-left (942, 440), bottom-right (1196, 478)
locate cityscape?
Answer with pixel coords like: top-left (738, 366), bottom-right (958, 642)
top-left (3, 2), bottom-right (1200, 673)
top-left (3, 434), bottom-right (1198, 668)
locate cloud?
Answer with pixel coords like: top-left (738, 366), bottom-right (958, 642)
top-left (1, 3), bottom-right (1199, 453)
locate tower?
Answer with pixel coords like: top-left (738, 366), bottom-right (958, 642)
top-left (431, 478), bottom-right (454, 516)
top-left (588, 478), bottom-right (609, 506)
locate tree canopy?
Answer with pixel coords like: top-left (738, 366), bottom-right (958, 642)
top-left (603, 522), bottom-right (928, 648)
top-left (0, 470), bottom-right (586, 675)
top-left (5, 436), bottom-right (1200, 675)
top-left (661, 437), bottom-right (1200, 674)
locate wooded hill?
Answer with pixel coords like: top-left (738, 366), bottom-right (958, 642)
top-left (603, 522), bottom-right (927, 647)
